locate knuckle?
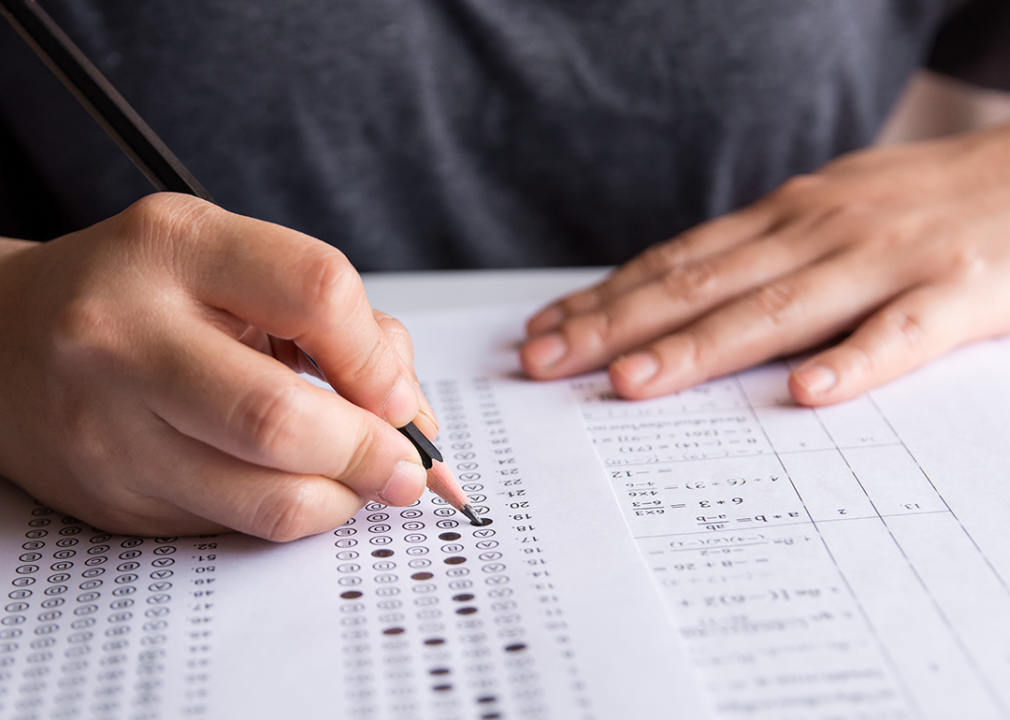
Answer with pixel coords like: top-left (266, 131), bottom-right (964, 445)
top-left (378, 315), bottom-right (412, 350)
top-left (52, 296), bottom-right (121, 369)
top-left (231, 384), bottom-right (307, 462)
top-left (947, 247), bottom-right (986, 279)
top-left (119, 193), bottom-right (216, 249)
top-left (559, 289), bottom-right (600, 315)
top-left (768, 174), bottom-right (834, 219)
top-left (644, 240), bottom-right (689, 272)
top-left (750, 282), bottom-right (803, 331)
top-left (371, 309), bottom-right (395, 328)
top-left (844, 307), bottom-right (929, 379)
top-left (341, 420), bottom-right (383, 479)
top-left (845, 340), bottom-right (878, 377)
top-left (878, 308), bottom-right (928, 350)
top-left (303, 252), bottom-right (362, 322)
top-left (820, 198), bottom-right (872, 226)
top-left (688, 333), bottom-right (707, 369)
top-left (343, 336), bottom-right (389, 386)
top-left (860, 217), bottom-right (914, 255)
top-left (251, 479), bottom-right (324, 543)
top-left (315, 412), bottom-right (381, 482)
top-left (664, 262), bottom-right (720, 307)
top-left (567, 309), bottom-right (615, 358)
top-left (673, 331), bottom-right (706, 374)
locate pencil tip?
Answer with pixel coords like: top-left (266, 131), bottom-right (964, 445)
top-left (461, 504), bottom-right (482, 526)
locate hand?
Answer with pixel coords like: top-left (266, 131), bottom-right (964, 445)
top-left (522, 122), bottom-right (1010, 405)
top-left (0, 193), bottom-right (435, 541)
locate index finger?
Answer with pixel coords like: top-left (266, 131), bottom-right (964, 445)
top-left (172, 200), bottom-right (421, 428)
top-left (526, 204), bottom-right (776, 335)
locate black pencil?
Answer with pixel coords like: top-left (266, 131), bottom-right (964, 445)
top-left (0, 0), bottom-right (483, 526)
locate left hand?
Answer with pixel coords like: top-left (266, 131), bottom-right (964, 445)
top-left (521, 122), bottom-right (1010, 405)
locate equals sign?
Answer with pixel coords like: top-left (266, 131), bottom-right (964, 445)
top-left (670, 503), bottom-right (686, 509)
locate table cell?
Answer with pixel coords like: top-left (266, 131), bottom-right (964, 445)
top-left (843, 446), bottom-right (949, 517)
top-left (755, 405), bottom-right (836, 454)
top-left (815, 397), bottom-right (900, 449)
top-left (781, 450), bottom-right (878, 523)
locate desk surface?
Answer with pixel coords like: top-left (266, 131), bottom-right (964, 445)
top-left (361, 266), bottom-right (608, 315)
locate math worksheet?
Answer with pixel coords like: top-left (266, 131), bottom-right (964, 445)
top-left (3, 302), bottom-right (1010, 720)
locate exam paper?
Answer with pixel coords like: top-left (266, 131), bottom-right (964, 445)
top-left (0, 304), bottom-right (704, 720)
top-left (572, 342), bottom-right (1010, 719)
top-left (3, 302), bottom-right (1010, 720)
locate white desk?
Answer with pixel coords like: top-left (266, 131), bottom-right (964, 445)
top-left (362, 266), bottom-right (608, 315)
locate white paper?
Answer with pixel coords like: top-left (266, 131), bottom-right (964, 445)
top-left (572, 342), bottom-right (1010, 719)
top-left (0, 303), bottom-right (705, 720)
top-left (4, 301), bottom-right (1010, 720)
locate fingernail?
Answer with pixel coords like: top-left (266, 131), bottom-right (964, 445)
top-left (414, 406), bottom-right (439, 437)
top-left (523, 333), bottom-right (568, 369)
top-left (382, 376), bottom-right (419, 426)
top-left (794, 364), bottom-right (837, 397)
top-left (528, 306), bottom-right (564, 334)
top-left (614, 352), bottom-right (660, 387)
top-left (378, 460), bottom-right (427, 506)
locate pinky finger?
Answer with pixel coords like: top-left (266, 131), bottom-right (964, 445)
top-left (789, 280), bottom-right (996, 406)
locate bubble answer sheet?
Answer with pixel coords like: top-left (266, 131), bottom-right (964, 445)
top-left (3, 301), bottom-right (1010, 720)
top-left (0, 303), bottom-right (706, 720)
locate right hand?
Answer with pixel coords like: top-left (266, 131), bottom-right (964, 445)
top-left (0, 193), bottom-right (432, 541)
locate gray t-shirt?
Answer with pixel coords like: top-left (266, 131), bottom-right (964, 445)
top-left (0, 0), bottom-right (1003, 269)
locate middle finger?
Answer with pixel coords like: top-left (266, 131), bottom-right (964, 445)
top-left (606, 248), bottom-right (915, 399)
top-left (521, 221), bottom-right (836, 379)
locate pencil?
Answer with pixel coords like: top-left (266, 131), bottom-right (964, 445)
top-left (0, 0), bottom-right (484, 526)
top-left (397, 424), bottom-right (482, 525)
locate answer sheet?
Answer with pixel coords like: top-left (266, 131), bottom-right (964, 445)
top-left (2, 302), bottom-right (1010, 720)
top-left (0, 304), bottom-right (704, 720)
